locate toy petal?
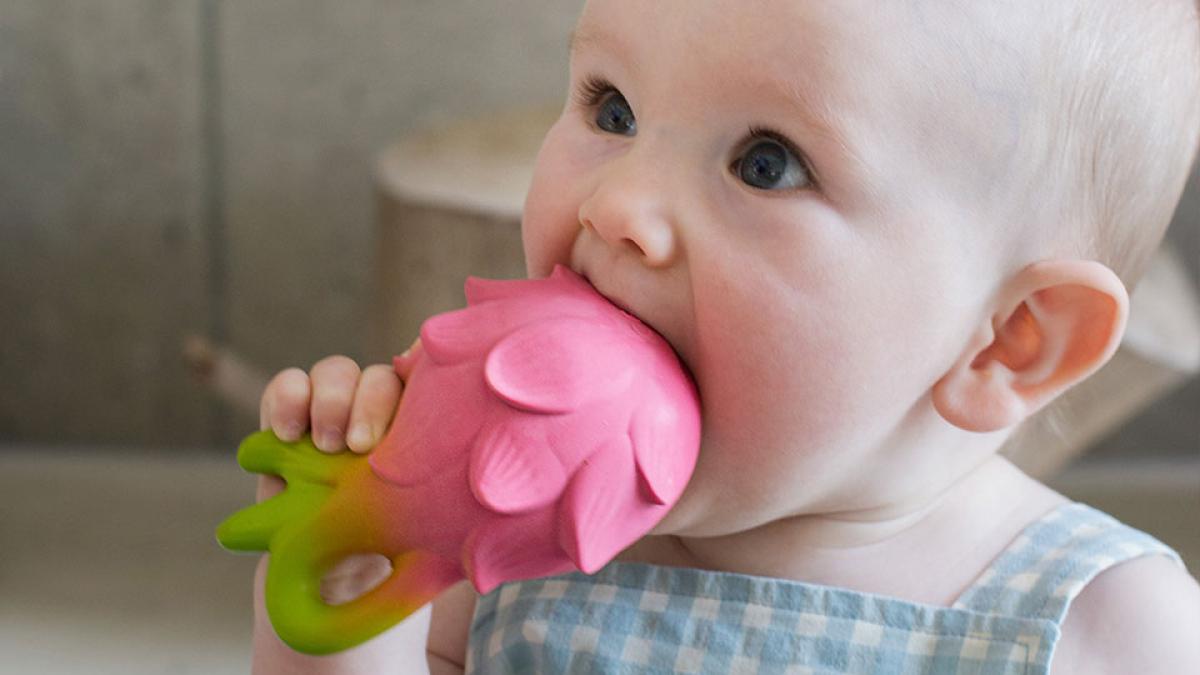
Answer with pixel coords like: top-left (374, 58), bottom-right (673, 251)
top-left (558, 437), bottom-right (639, 574)
top-left (465, 267), bottom-right (594, 308)
top-left (549, 264), bottom-right (587, 290)
top-left (463, 510), bottom-right (572, 594)
top-left (419, 304), bottom-right (511, 365)
top-left (629, 404), bottom-right (691, 506)
top-left (485, 320), bottom-right (628, 414)
top-left (549, 265), bottom-right (618, 307)
top-left (469, 420), bottom-right (567, 514)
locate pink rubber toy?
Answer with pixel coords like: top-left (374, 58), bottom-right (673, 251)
top-left (216, 265), bottom-right (701, 654)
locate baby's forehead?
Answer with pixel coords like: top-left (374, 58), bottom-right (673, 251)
top-left (579, 1), bottom-right (1033, 212)
top-left (768, 4), bottom-right (1033, 195)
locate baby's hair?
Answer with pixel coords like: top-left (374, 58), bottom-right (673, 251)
top-left (993, 1), bottom-right (1199, 466)
top-left (1024, 0), bottom-right (1200, 289)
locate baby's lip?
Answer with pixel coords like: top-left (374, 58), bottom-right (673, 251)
top-left (575, 267), bottom-right (640, 320)
top-left (597, 284), bottom-right (640, 320)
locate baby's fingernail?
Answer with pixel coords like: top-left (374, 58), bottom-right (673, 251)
top-left (348, 424), bottom-right (373, 451)
top-left (318, 428), bottom-right (344, 452)
top-left (279, 423), bottom-right (303, 441)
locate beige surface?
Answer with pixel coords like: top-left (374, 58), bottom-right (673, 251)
top-left (0, 446), bottom-right (442, 675)
top-left (0, 446), bottom-right (1195, 674)
top-left (0, 450), bottom-right (257, 675)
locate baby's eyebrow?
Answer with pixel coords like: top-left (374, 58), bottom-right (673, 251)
top-left (568, 25), bottom-right (613, 59)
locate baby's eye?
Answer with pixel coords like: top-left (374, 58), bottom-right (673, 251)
top-left (576, 76), bottom-right (636, 136)
top-left (596, 91), bottom-right (636, 136)
top-left (732, 128), bottom-right (813, 191)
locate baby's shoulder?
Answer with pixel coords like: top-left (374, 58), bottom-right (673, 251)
top-left (1051, 554), bottom-right (1200, 675)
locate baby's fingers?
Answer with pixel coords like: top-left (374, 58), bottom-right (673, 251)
top-left (309, 355), bottom-right (362, 453)
top-left (346, 364), bottom-right (403, 453)
top-left (260, 367), bottom-right (311, 442)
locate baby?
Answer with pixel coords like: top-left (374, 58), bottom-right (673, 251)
top-left (251, 0), bottom-right (1200, 672)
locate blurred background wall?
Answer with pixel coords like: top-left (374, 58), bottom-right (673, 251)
top-left (0, 0), bottom-right (585, 449)
top-left (0, 0), bottom-right (1197, 459)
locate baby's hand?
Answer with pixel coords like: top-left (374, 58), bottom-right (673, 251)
top-left (255, 350), bottom-right (408, 553)
top-left (260, 353), bottom-right (407, 455)
top-left (254, 347), bottom-right (414, 516)
top-left (251, 348), bottom-right (435, 672)
top-left (255, 349), bottom-right (412, 597)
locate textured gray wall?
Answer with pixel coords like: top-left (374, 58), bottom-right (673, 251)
top-left (219, 0), bottom-right (582, 375)
top-left (0, 1), bottom-right (1196, 457)
top-left (0, 0), bottom-right (583, 448)
top-left (1, 1), bottom-right (210, 446)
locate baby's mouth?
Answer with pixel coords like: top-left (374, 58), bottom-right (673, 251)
top-left (594, 280), bottom-right (639, 319)
top-left (574, 267), bottom-right (639, 321)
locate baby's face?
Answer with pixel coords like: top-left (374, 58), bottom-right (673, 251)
top-left (522, 0), bottom-right (1010, 535)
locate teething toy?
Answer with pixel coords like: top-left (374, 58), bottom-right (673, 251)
top-left (215, 265), bottom-right (701, 654)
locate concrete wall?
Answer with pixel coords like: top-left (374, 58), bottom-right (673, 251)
top-left (1, 1), bottom-right (210, 446)
top-left (0, 0), bottom-right (583, 448)
top-left (1, 0), bottom-right (1197, 457)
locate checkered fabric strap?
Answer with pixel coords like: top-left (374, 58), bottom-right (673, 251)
top-left (465, 502), bottom-right (1184, 674)
top-left (951, 502), bottom-right (1183, 624)
top-left (468, 561), bottom-right (1057, 674)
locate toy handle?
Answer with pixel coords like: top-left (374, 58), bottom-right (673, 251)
top-left (263, 507), bottom-right (453, 655)
top-left (217, 432), bottom-right (460, 654)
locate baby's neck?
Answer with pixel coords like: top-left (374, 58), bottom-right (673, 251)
top-left (626, 455), bottom-right (1068, 606)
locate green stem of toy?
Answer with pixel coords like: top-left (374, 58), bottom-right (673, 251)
top-left (215, 430), bottom-right (455, 654)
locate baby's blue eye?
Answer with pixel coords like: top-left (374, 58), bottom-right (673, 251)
top-left (575, 78), bottom-right (813, 192)
top-left (734, 136), bottom-right (812, 191)
top-left (596, 92), bottom-right (636, 136)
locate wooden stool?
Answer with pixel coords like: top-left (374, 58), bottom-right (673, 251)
top-left (369, 106), bottom-right (558, 360)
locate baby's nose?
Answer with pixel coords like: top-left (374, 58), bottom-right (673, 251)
top-left (577, 164), bottom-right (678, 268)
top-left (579, 211), bottom-right (675, 266)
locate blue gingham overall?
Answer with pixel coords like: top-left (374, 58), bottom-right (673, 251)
top-left (466, 502), bottom-right (1183, 674)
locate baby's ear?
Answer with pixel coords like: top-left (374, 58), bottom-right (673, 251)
top-left (932, 260), bottom-right (1129, 432)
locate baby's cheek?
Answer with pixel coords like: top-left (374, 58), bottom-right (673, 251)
top-left (522, 189), bottom-right (577, 279)
top-left (655, 319), bottom-right (889, 534)
top-left (521, 123), bottom-right (594, 277)
top-left (726, 314), bottom-right (893, 442)
top-left (703, 326), bottom-right (849, 447)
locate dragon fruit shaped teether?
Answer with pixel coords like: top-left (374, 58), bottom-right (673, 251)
top-left (216, 265), bottom-right (701, 654)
